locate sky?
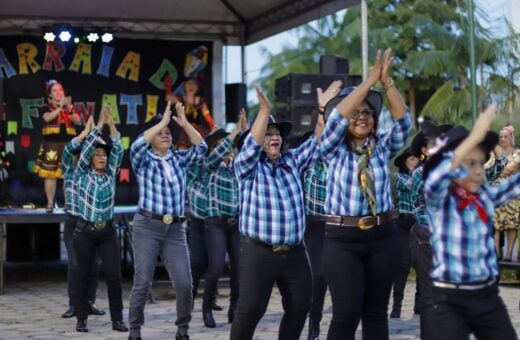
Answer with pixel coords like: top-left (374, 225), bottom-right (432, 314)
top-left (223, 0), bottom-right (517, 106)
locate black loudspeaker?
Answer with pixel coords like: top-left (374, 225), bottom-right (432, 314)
top-left (274, 73), bottom-right (362, 102)
top-left (274, 104), bottom-right (319, 137)
top-left (225, 83), bottom-right (247, 123)
top-left (320, 55), bottom-right (349, 74)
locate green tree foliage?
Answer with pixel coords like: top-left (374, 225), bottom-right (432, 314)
top-left (255, 0), bottom-right (519, 131)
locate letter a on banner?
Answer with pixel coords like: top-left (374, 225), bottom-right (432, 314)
top-left (0, 48), bottom-right (17, 78)
top-left (69, 43), bottom-right (93, 74)
top-left (16, 43), bottom-right (41, 74)
top-left (116, 51), bottom-right (140, 82)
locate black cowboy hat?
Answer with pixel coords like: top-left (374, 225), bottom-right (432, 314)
top-left (134, 114), bottom-right (179, 145)
top-left (323, 86), bottom-right (383, 122)
top-left (205, 128), bottom-right (229, 153)
top-left (423, 126), bottom-right (498, 180)
top-left (410, 124), bottom-right (453, 157)
top-left (393, 148), bottom-right (414, 173)
top-left (236, 116), bottom-right (292, 151)
top-left (93, 136), bottom-right (112, 155)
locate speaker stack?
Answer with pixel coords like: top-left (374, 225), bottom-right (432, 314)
top-left (274, 56), bottom-right (362, 137)
top-left (225, 83), bottom-right (247, 123)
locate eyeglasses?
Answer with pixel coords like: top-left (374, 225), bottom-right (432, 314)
top-left (352, 109), bottom-right (374, 119)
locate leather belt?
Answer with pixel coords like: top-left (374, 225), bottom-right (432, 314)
top-left (138, 208), bottom-right (186, 224)
top-left (325, 211), bottom-right (397, 230)
top-left (206, 216), bottom-right (238, 226)
top-left (77, 218), bottom-right (113, 230)
top-left (243, 237), bottom-right (300, 255)
top-left (433, 278), bottom-right (496, 291)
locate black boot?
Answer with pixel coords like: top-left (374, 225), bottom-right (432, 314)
top-left (228, 303), bottom-right (236, 324)
top-left (112, 320), bottom-right (129, 332)
top-left (76, 319), bottom-right (88, 333)
top-left (203, 310), bottom-right (216, 328)
top-left (307, 319), bottom-right (320, 340)
top-left (390, 301), bottom-right (402, 318)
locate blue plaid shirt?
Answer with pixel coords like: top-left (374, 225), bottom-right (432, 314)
top-left (206, 137), bottom-right (239, 218)
top-left (413, 154), bottom-right (507, 227)
top-left (303, 157), bottom-right (327, 216)
top-left (425, 152), bottom-right (520, 283)
top-left (187, 159), bottom-right (209, 219)
top-left (234, 133), bottom-right (318, 245)
top-left (74, 128), bottom-right (123, 222)
top-left (320, 109), bottom-right (411, 216)
top-left (395, 172), bottom-right (413, 215)
top-left (62, 138), bottom-right (82, 216)
top-left (131, 135), bottom-right (207, 216)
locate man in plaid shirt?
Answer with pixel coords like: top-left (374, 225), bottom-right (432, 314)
top-left (128, 102), bottom-right (207, 340)
top-left (230, 86), bottom-right (320, 340)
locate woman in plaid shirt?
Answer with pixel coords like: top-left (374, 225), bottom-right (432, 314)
top-left (320, 49), bottom-right (411, 340)
top-left (71, 107), bottom-right (126, 333)
top-left (201, 111), bottom-right (246, 328)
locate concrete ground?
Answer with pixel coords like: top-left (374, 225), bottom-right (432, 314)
top-left (0, 262), bottom-right (519, 339)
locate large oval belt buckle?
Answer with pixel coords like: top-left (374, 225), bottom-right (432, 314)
top-left (358, 216), bottom-right (375, 230)
top-left (94, 221), bottom-right (106, 228)
top-left (162, 214), bottom-right (174, 224)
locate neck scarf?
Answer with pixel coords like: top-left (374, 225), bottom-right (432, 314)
top-left (451, 185), bottom-right (489, 224)
top-left (350, 136), bottom-right (377, 216)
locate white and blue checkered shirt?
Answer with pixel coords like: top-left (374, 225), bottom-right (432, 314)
top-left (320, 109), bottom-right (411, 216)
top-left (131, 136), bottom-right (207, 216)
top-left (234, 134), bottom-right (318, 245)
top-left (425, 152), bottom-right (520, 283)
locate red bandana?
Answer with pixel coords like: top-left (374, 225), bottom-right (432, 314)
top-left (96, 169), bottom-right (105, 176)
top-left (451, 186), bottom-right (489, 223)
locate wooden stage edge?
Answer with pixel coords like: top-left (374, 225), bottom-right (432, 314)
top-left (0, 205), bottom-right (138, 294)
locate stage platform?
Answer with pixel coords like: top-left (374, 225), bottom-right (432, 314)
top-left (0, 205), bottom-right (138, 294)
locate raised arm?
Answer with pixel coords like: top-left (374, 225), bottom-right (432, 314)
top-left (315, 80), bottom-right (342, 142)
top-left (104, 106), bottom-right (123, 176)
top-left (452, 103), bottom-right (497, 171)
top-left (379, 48), bottom-right (407, 120)
top-left (173, 102), bottom-right (203, 145)
top-left (63, 116), bottom-right (94, 173)
top-left (144, 101), bottom-right (172, 143)
top-left (250, 85), bottom-right (271, 145)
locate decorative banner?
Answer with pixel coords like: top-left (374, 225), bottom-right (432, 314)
top-left (20, 134), bottom-right (30, 148)
top-left (0, 35), bottom-right (213, 205)
top-left (121, 136), bottom-right (130, 150)
top-left (119, 168), bottom-right (130, 183)
top-left (27, 160), bottom-right (35, 173)
top-left (6, 141), bottom-right (15, 153)
top-left (7, 121), bottom-right (17, 135)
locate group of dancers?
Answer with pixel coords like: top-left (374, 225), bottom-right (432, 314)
top-left (39, 47), bottom-right (519, 340)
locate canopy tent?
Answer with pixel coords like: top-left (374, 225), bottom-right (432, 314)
top-left (0, 0), bottom-right (360, 45)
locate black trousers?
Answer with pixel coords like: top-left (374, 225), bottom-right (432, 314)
top-left (323, 221), bottom-right (397, 340)
top-left (72, 222), bottom-right (123, 321)
top-left (304, 216), bottom-right (327, 322)
top-left (390, 214), bottom-right (415, 307)
top-left (423, 283), bottom-right (517, 340)
top-left (202, 216), bottom-right (240, 311)
top-left (63, 213), bottom-right (99, 307)
top-left (187, 216), bottom-right (207, 298)
top-left (230, 238), bottom-right (312, 340)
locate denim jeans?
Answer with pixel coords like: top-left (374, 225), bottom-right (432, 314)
top-left (202, 216), bottom-right (240, 311)
top-left (304, 216), bottom-right (327, 323)
top-left (230, 238), bottom-right (312, 340)
top-left (72, 221), bottom-right (122, 321)
top-left (323, 221), bottom-right (397, 340)
top-left (63, 213), bottom-right (99, 307)
top-left (128, 213), bottom-right (192, 337)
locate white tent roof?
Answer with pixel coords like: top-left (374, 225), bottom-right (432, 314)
top-left (0, 0), bottom-right (360, 44)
